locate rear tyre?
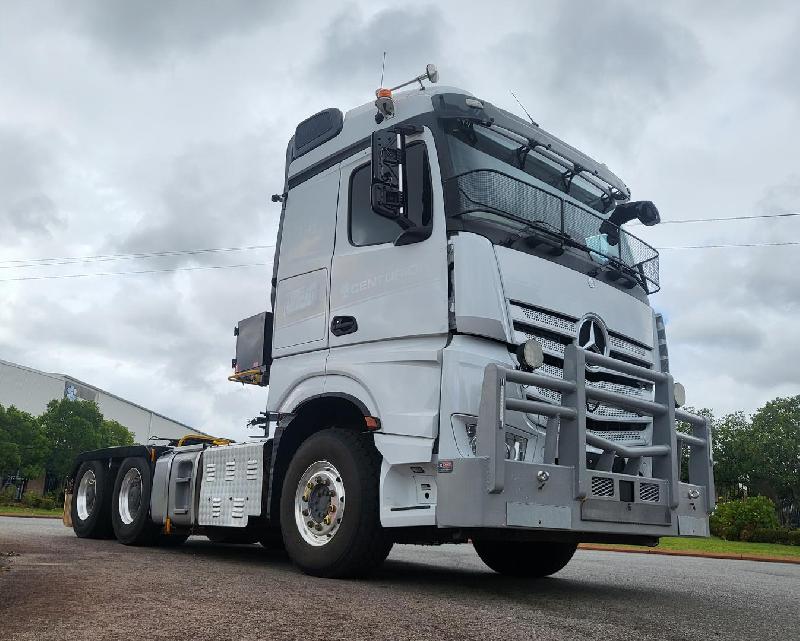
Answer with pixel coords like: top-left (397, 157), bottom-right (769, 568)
top-left (473, 540), bottom-right (577, 577)
top-left (280, 428), bottom-right (392, 578)
top-left (111, 457), bottom-right (159, 545)
top-left (257, 528), bottom-right (285, 551)
top-left (71, 461), bottom-right (113, 539)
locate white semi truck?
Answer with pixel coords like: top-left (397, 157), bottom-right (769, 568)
top-left (65, 65), bottom-right (714, 578)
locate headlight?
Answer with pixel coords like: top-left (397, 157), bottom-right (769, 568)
top-left (674, 381), bottom-right (686, 408)
top-left (516, 338), bottom-right (544, 371)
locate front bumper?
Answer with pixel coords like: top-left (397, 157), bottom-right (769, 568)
top-left (436, 344), bottom-right (714, 539)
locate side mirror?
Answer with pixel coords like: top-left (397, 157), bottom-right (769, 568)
top-left (370, 125), bottom-right (423, 224)
top-left (599, 200), bottom-right (660, 246)
top-left (370, 130), bottom-right (403, 220)
top-left (426, 63), bottom-right (439, 84)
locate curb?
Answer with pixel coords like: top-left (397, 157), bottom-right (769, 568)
top-left (579, 544), bottom-right (800, 565)
top-left (0, 513), bottom-right (61, 520)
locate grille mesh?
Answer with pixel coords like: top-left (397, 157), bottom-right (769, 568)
top-left (449, 170), bottom-right (660, 293)
top-left (640, 482), bottom-right (660, 502)
top-left (518, 306), bottom-right (576, 334)
top-left (609, 335), bottom-right (650, 358)
top-left (591, 476), bottom-right (615, 497)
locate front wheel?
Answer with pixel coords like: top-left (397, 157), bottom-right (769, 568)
top-left (473, 540), bottom-right (577, 577)
top-left (280, 428), bottom-right (392, 578)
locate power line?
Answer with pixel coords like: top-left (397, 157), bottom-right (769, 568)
top-left (0, 244), bottom-right (275, 270)
top-left (658, 240), bottom-right (800, 250)
top-left (632, 212), bottom-right (800, 226)
top-left (0, 262), bottom-right (272, 283)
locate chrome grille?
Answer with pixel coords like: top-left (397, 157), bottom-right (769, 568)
top-left (640, 482), bottom-right (660, 503)
top-left (518, 306), bottom-right (576, 334)
top-left (609, 334), bottom-right (650, 358)
top-left (592, 431), bottom-right (645, 443)
top-left (512, 303), bottom-right (655, 439)
top-left (591, 476), bottom-right (615, 497)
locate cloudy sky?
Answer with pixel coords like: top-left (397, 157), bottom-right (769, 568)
top-left (1, 1), bottom-right (798, 439)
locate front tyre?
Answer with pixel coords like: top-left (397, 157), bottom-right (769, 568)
top-left (280, 428), bottom-right (392, 578)
top-left (71, 461), bottom-right (113, 538)
top-left (473, 540), bottom-right (578, 577)
top-left (111, 457), bottom-right (159, 545)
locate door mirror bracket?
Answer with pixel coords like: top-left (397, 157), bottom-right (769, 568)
top-left (370, 125), bottom-right (423, 222)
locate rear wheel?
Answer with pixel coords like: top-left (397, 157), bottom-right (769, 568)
top-left (473, 540), bottom-right (577, 577)
top-left (71, 461), bottom-right (113, 538)
top-left (280, 428), bottom-right (392, 578)
top-left (111, 457), bottom-right (159, 545)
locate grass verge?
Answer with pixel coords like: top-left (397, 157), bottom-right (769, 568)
top-left (584, 536), bottom-right (800, 559)
top-left (0, 505), bottom-right (62, 518)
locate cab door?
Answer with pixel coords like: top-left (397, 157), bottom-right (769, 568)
top-left (327, 128), bottom-right (449, 349)
top-left (271, 164), bottom-right (340, 358)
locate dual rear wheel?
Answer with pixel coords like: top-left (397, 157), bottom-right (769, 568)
top-left (71, 457), bottom-right (187, 546)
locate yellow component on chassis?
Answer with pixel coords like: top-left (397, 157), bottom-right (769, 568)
top-left (228, 367), bottom-right (264, 386)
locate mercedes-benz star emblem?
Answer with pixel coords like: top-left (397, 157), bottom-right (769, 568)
top-left (576, 315), bottom-right (609, 412)
top-left (576, 315), bottom-right (609, 358)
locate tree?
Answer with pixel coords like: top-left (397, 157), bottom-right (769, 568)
top-left (746, 396), bottom-right (800, 506)
top-left (39, 399), bottom-right (134, 483)
top-left (0, 404), bottom-right (48, 479)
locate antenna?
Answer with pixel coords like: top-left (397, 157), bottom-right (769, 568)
top-left (510, 90), bottom-right (538, 127)
top-left (380, 51), bottom-right (386, 87)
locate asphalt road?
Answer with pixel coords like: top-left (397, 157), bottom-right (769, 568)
top-left (1, 517), bottom-right (798, 641)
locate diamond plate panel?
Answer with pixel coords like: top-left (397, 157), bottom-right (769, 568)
top-left (198, 442), bottom-right (266, 527)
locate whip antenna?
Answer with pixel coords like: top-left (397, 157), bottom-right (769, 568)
top-left (510, 90), bottom-right (538, 127)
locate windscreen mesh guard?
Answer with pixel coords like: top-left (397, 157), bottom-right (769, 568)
top-left (448, 170), bottom-right (660, 293)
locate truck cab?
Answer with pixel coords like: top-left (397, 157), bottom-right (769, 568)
top-left (67, 67), bottom-right (714, 579)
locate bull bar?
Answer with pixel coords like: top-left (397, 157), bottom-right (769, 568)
top-left (470, 344), bottom-right (714, 532)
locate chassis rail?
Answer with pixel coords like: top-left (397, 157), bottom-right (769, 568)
top-left (477, 345), bottom-right (715, 513)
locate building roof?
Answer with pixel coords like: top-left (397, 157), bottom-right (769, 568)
top-left (0, 357), bottom-right (208, 436)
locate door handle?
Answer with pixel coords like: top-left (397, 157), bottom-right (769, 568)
top-left (331, 315), bottom-right (358, 336)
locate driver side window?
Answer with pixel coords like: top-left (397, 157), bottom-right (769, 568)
top-left (349, 142), bottom-right (432, 246)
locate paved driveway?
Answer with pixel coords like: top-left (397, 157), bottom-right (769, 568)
top-left (1, 517), bottom-right (798, 640)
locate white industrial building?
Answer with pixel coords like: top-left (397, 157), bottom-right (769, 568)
top-left (0, 358), bottom-right (204, 444)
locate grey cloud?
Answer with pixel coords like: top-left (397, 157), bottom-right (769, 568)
top-left (503, 1), bottom-right (706, 145)
top-left (0, 130), bottom-right (65, 237)
top-left (118, 132), bottom-right (280, 255)
top-left (70, 0), bottom-right (277, 66)
top-left (311, 6), bottom-right (443, 86)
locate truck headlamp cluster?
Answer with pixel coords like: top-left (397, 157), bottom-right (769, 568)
top-left (516, 338), bottom-right (544, 371)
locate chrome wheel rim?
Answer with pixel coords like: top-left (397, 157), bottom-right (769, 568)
top-left (118, 468), bottom-right (142, 525)
top-left (294, 460), bottom-right (345, 547)
top-left (76, 470), bottom-right (96, 521)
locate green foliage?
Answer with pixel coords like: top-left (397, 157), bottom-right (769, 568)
top-left (0, 485), bottom-right (17, 506)
top-left (40, 399), bottom-right (134, 483)
top-left (0, 404), bottom-right (48, 478)
top-left (0, 399), bottom-right (135, 488)
top-left (710, 496), bottom-right (780, 540)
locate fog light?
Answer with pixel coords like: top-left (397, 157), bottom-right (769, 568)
top-left (674, 381), bottom-right (686, 408)
top-left (517, 338), bottom-right (544, 371)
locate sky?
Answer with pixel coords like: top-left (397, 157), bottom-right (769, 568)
top-left (1, 1), bottom-right (798, 439)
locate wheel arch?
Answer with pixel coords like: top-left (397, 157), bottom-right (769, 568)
top-left (267, 393), bottom-right (375, 521)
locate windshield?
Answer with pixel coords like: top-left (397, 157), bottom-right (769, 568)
top-left (440, 121), bottom-right (660, 294)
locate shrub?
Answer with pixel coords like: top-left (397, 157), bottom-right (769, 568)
top-left (0, 485), bottom-right (17, 505)
top-left (21, 492), bottom-right (42, 508)
top-left (788, 530), bottom-right (800, 546)
top-left (39, 496), bottom-right (57, 510)
top-left (710, 496), bottom-right (779, 540)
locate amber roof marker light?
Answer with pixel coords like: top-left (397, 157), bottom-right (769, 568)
top-left (374, 63), bottom-right (439, 123)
